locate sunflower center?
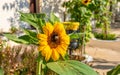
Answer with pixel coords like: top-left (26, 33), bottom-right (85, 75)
top-left (84, 0), bottom-right (88, 3)
top-left (48, 33), bottom-right (60, 48)
top-left (51, 34), bottom-right (59, 42)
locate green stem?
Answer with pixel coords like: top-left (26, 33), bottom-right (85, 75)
top-left (37, 59), bottom-right (41, 75)
top-left (39, 61), bottom-right (42, 75)
top-left (37, 53), bottom-right (43, 75)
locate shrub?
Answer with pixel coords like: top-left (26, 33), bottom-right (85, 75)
top-left (94, 33), bottom-right (116, 40)
top-left (0, 45), bottom-right (38, 75)
top-left (107, 64), bottom-right (120, 75)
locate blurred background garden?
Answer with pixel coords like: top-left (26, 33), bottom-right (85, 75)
top-left (0, 0), bottom-right (120, 75)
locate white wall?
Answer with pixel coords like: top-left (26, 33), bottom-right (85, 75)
top-left (0, 0), bottom-right (29, 32)
top-left (0, 0), bottom-right (69, 32)
top-left (42, 0), bottom-right (68, 21)
top-left (117, 2), bottom-right (120, 13)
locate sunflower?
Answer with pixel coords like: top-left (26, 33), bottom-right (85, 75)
top-left (37, 22), bottom-right (70, 61)
top-left (63, 22), bottom-right (79, 30)
top-left (82, 0), bottom-right (91, 5)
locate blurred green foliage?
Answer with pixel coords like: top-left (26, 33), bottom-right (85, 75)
top-left (107, 64), bottom-right (120, 75)
top-left (94, 33), bottom-right (116, 40)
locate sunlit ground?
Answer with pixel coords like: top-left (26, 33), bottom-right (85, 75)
top-left (86, 28), bottom-right (120, 75)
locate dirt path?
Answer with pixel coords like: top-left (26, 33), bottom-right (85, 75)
top-left (88, 38), bottom-right (120, 52)
top-left (86, 39), bottom-right (120, 75)
top-left (84, 28), bottom-right (120, 75)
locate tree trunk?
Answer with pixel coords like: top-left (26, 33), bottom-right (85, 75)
top-left (104, 22), bottom-right (108, 39)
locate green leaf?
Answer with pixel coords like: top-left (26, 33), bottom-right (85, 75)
top-left (20, 12), bottom-right (46, 30)
top-left (47, 60), bottom-right (98, 75)
top-left (22, 28), bottom-right (38, 41)
top-left (107, 64), bottom-right (120, 75)
top-left (69, 33), bottom-right (84, 39)
top-left (4, 33), bottom-right (29, 44)
top-left (0, 68), bottom-right (4, 75)
top-left (69, 33), bottom-right (79, 39)
top-left (18, 35), bottom-right (38, 45)
top-left (48, 12), bottom-right (60, 24)
top-left (4, 32), bottom-right (38, 45)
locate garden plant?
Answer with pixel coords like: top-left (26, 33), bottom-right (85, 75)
top-left (93, 0), bottom-right (116, 40)
top-left (2, 12), bottom-right (98, 75)
top-left (63, 0), bottom-right (94, 55)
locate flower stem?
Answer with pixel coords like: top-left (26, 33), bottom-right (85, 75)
top-left (38, 61), bottom-right (42, 75)
top-left (37, 53), bottom-right (43, 75)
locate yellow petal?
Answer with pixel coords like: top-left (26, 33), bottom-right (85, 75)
top-left (43, 23), bottom-right (53, 36)
top-left (53, 22), bottom-right (66, 34)
top-left (56, 46), bottom-right (66, 57)
top-left (39, 40), bottom-right (48, 46)
top-left (60, 34), bottom-right (70, 45)
top-left (37, 34), bottom-right (47, 40)
top-left (41, 46), bottom-right (52, 61)
top-left (63, 22), bottom-right (79, 30)
top-left (45, 47), bottom-right (52, 61)
top-left (52, 49), bottom-right (59, 61)
top-left (37, 34), bottom-right (48, 46)
top-left (72, 23), bottom-right (79, 30)
top-left (59, 44), bottom-right (68, 51)
top-left (38, 46), bottom-right (46, 51)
